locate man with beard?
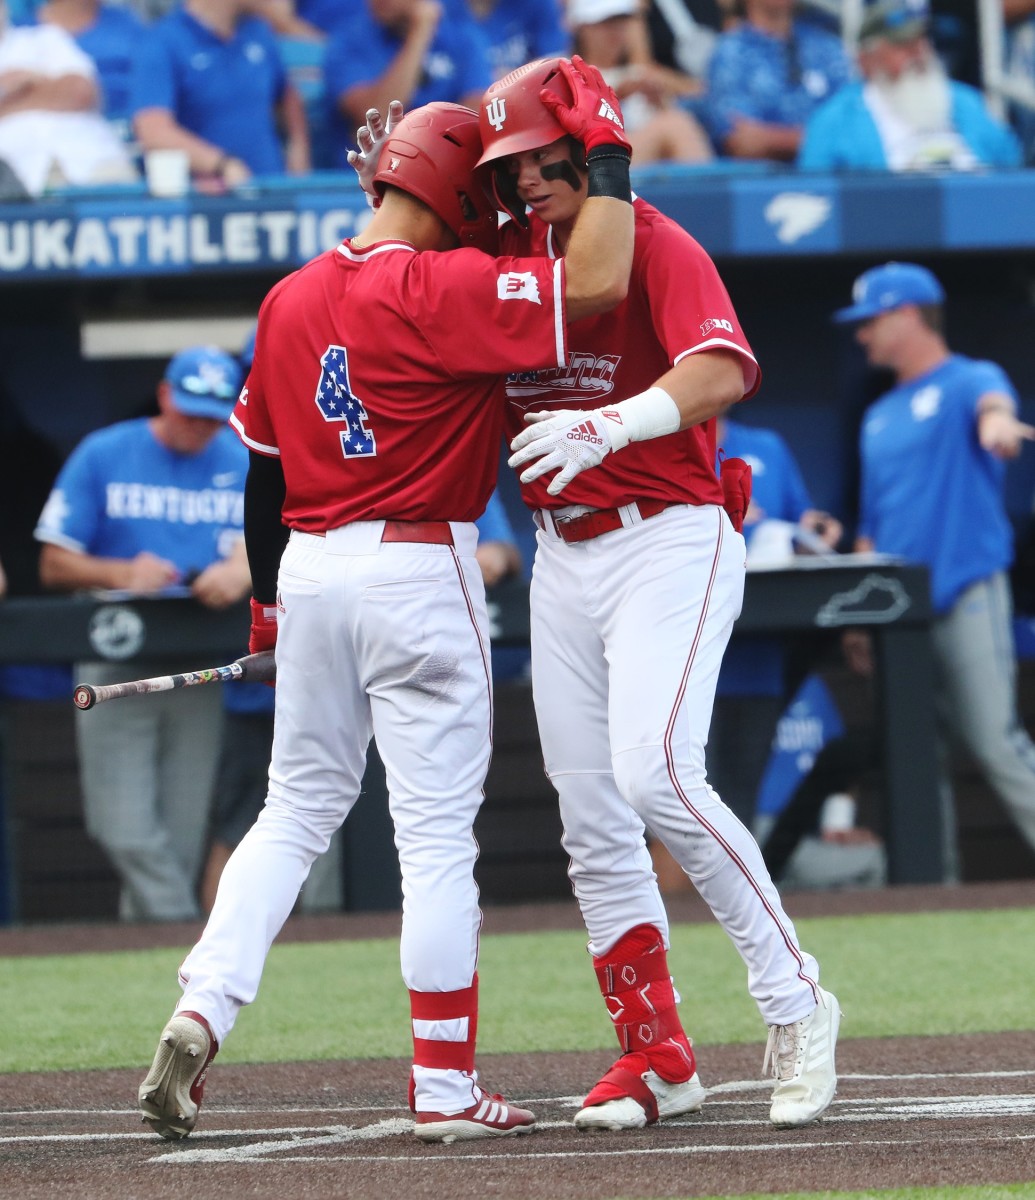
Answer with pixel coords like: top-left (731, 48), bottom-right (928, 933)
top-left (798, 0), bottom-right (1021, 171)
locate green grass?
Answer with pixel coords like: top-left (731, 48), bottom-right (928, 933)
top-left (2, 906), bottom-right (1033, 1074)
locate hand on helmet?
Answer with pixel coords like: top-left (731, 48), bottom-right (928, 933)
top-left (540, 54), bottom-right (631, 156)
top-left (346, 100), bottom-right (405, 210)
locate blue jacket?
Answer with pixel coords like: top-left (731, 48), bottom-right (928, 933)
top-left (798, 79), bottom-right (1022, 171)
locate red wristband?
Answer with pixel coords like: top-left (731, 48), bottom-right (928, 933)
top-left (249, 597), bottom-right (279, 655)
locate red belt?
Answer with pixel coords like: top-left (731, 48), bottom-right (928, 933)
top-left (538, 499), bottom-right (678, 545)
top-left (309, 521), bottom-right (454, 545)
top-left (381, 520), bottom-right (454, 545)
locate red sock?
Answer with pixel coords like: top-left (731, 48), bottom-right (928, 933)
top-left (591, 925), bottom-right (696, 1086)
top-left (409, 977), bottom-right (478, 1074)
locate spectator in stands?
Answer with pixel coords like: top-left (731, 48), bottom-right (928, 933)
top-left (36, 0), bottom-right (146, 140)
top-left (254, 0), bottom-right (318, 35)
top-left (569, 0), bottom-right (714, 163)
top-left (1004, 0), bottom-right (1035, 165)
top-left (323, 0), bottom-right (492, 169)
top-left (798, 0), bottom-right (1023, 172)
top-left (701, 0), bottom-right (854, 162)
top-left (462, 0), bottom-right (569, 80)
top-left (130, 0), bottom-right (311, 193)
top-left (706, 412), bottom-right (842, 825)
top-left (0, 0), bottom-right (137, 196)
top-left (643, 0), bottom-right (726, 82)
top-left (34, 345), bottom-right (251, 922)
top-left (250, 0), bottom-right (332, 169)
top-left (833, 260), bottom-right (1035, 879)
top-left (926, 0), bottom-right (1035, 91)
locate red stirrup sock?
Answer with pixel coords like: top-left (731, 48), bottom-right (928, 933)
top-left (587, 924), bottom-right (696, 1102)
top-left (408, 977), bottom-right (479, 1110)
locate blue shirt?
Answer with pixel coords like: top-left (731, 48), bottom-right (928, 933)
top-left (703, 18), bottom-right (853, 147)
top-left (722, 420), bottom-right (814, 536)
top-left (294, 0), bottom-right (345, 34)
top-left (448, 0), bottom-right (569, 80)
top-left (755, 673), bottom-right (845, 818)
top-left (798, 79), bottom-right (1023, 171)
top-left (323, 7), bottom-right (493, 168)
top-left (34, 418), bottom-right (247, 575)
top-left (129, 9), bottom-right (289, 174)
top-left (858, 354), bottom-right (1016, 614)
top-left (475, 488), bottom-right (517, 545)
top-left (72, 3), bottom-right (146, 130)
top-left (716, 420), bottom-right (816, 697)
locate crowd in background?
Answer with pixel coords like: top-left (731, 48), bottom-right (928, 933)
top-left (0, 0), bottom-right (1033, 202)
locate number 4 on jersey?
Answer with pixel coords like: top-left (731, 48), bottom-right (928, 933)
top-left (316, 345), bottom-right (376, 458)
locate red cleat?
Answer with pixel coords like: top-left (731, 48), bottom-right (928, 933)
top-left (414, 1087), bottom-right (536, 1144)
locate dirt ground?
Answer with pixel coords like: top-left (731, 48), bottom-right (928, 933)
top-left (3, 881), bottom-right (1034, 1200)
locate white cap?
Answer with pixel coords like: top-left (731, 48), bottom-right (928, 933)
top-left (567, 0), bottom-right (640, 26)
top-left (820, 794), bottom-right (857, 835)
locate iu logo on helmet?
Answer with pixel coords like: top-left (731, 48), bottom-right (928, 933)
top-left (485, 96), bottom-right (507, 132)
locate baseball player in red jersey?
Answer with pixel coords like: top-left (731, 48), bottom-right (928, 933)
top-left (475, 58), bottom-right (842, 1131)
top-left (137, 68), bottom-right (637, 1145)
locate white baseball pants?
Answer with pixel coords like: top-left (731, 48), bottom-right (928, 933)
top-left (175, 523), bottom-right (490, 1059)
top-left (529, 502), bottom-right (821, 1027)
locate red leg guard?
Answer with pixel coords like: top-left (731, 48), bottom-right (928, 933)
top-left (409, 977), bottom-right (478, 1074)
top-left (592, 925), bottom-right (696, 1084)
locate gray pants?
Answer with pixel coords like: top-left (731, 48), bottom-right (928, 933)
top-left (74, 660), bottom-right (224, 921)
top-left (932, 573), bottom-right (1035, 879)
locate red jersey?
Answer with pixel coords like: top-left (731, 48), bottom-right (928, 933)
top-left (231, 239), bottom-right (568, 530)
top-left (500, 198), bottom-right (760, 512)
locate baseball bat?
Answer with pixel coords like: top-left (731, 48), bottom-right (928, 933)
top-left (72, 650), bottom-right (276, 711)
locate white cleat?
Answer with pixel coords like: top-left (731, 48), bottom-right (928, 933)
top-left (138, 1011), bottom-right (217, 1141)
top-left (574, 1070), bottom-right (707, 1131)
top-left (765, 986), bottom-right (841, 1128)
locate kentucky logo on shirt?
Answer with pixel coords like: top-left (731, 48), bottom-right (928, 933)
top-left (911, 385), bottom-right (941, 421)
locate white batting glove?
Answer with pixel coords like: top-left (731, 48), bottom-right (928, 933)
top-left (346, 100), bottom-right (404, 210)
top-left (508, 408), bottom-right (629, 496)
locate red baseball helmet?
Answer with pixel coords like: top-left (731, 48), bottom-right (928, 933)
top-left (373, 102), bottom-right (498, 253)
top-left (476, 57), bottom-right (574, 168)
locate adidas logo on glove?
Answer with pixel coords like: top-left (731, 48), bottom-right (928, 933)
top-left (566, 420), bottom-right (605, 445)
top-left (596, 98), bottom-right (624, 128)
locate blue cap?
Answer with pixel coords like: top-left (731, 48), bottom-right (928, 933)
top-left (164, 345), bottom-right (242, 419)
top-left (239, 324), bottom-right (257, 372)
top-left (832, 262), bottom-right (944, 324)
